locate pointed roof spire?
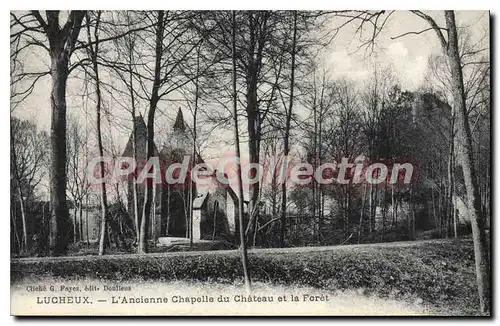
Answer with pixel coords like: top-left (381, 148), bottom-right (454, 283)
top-left (134, 114), bottom-right (147, 131)
top-left (173, 107), bottom-right (185, 132)
top-left (121, 114), bottom-right (149, 158)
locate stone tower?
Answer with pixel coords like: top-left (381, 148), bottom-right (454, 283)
top-left (170, 107), bottom-right (189, 151)
top-left (159, 108), bottom-right (193, 237)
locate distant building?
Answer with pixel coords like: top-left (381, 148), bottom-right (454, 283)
top-left (121, 109), bottom-right (245, 244)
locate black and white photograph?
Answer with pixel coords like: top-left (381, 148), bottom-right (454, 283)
top-left (9, 9), bottom-right (491, 316)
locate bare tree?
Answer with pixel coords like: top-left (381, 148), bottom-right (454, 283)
top-left (81, 11), bottom-right (111, 256)
top-left (10, 117), bottom-right (49, 253)
top-left (136, 10), bottom-right (205, 253)
top-left (439, 11), bottom-right (489, 313)
top-left (66, 116), bottom-right (91, 244)
top-left (278, 11), bottom-right (298, 248)
top-left (108, 11), bottom-right (143, 241)
top-left (10, 10), bottom-right (153, 255)
top-left (387, 10), bottom-right (490, 312)
top-left (11, 10), bottom-right (86, 255)
top-left (231, 10), bottom-right (251, 292)
top-left (401, 10), bottom-right (490, 313)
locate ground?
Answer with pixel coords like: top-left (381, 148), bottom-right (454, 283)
top-left (11, 237), bottom-right (484, 316)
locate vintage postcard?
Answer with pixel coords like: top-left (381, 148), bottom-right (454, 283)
top-left (10, 10), bottom-right (490, 316)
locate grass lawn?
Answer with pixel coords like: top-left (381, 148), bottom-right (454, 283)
top-left (11, 237), bottom-right (482, 316)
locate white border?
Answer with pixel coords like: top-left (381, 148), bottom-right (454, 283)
top-left (2, 2), bottom-right (497, 325)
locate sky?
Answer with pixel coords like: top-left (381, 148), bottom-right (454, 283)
top-left (321, 11), bottom-right (488, 90)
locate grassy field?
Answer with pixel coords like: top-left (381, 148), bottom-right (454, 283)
top-left (11, 237), bottom-right (481, 315)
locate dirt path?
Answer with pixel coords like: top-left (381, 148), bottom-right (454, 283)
top-left (12, 238), bottom-right (462, 263)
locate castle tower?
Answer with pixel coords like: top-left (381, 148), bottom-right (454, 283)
top-left (171, 107), bottom-right (189, 151)
top-left (158, 108), bottom-right (193, 237)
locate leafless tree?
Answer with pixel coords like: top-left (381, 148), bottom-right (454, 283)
top-left (10, 117), bottom-right (49, 253)
top-left (278, 11), bottom-right (298, 248)
top-left (231, 10), bottom-right (251, 292)
top-left (136, 10), bottom-right (207, 253)
top-left (11, 10), bottom-right (86, 255)
top-left (66, 116), bottom-right (91, 244)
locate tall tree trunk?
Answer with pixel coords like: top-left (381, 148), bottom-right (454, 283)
top-left (132, 181), bottom-right (140, 238)
top-left (443, 11), bottom-right (490, 313)
top-left (152, 183), bottom-right (156, 242)
top-left (391, 186), bottom-right (395, 228)
top-left (138, 98), bottom-right (155, 250)
top-left (25, 11), bottom-right (85, 256)
top-left (73, 207), bottom-right (77, 243)
top-left (244, 12), bottom-right (270, 245)
top-left (394, 195), bottom-right (399, 228)
top-left (34, 11), bottom-right (85, 257)
top-left (79, 203), bottom-right (84, 241)
top-left (357, 185), bottom-right (367, 244)
top-left (129, 60), bottom-right (140, 240)
top-left (317, 78), bottom-right (325, 243)
top-left (232, 10), bottom-right (251, 291)
top-left (49, 54), bottom-right (71, 256)
top-left (189, 47), bottom-right (200, 248)
top-left (368, 186), bottom-right (372, 234)
top-left (166, 186), bottom-right (170, 235)
top-left (125, 14), bottom-right (141, 241)
top-left (85, 194), bottom-right (90, 247)
top-left (11, 204), bottom-right (21, 254)
top-left (453, 191), bottom-right (458, 238)
top-left (245, 110), bottom-right (260, 245)
top-left (96, 72), bottom-right (108, 256)
top-left (447, 133), bottom-right (455, 237)
top-left (382, 186), bottom-right (388, 242)
top-left (312, 85), bottom-right (317, 243)
top-left (86, 12), bottom-right (109, 256)
top-left (369, 186), bottom-right (376, 234)
top-left (279, 11), bottom-right (298, 248)
top-left (18, 191), bottom-right (27, 252)
top-left (431, 183), bottom-right (437, 229)
top-left (139, 10), bottom-right (164, 254)
top-left (11, 128), bottom-right (28, 252)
